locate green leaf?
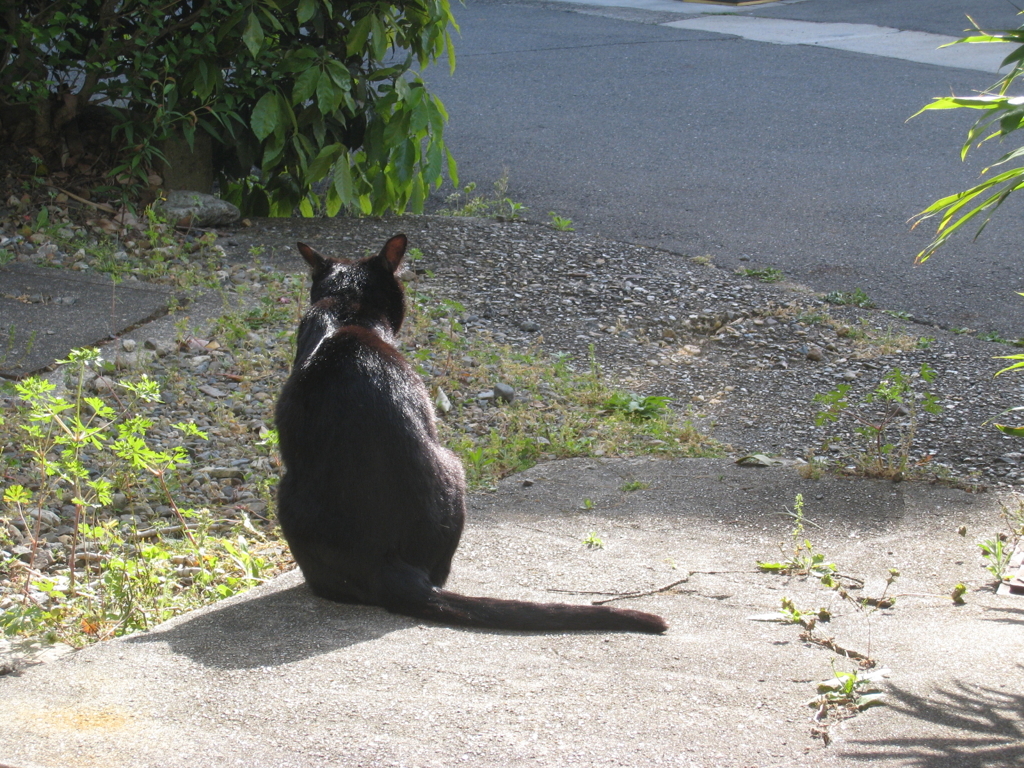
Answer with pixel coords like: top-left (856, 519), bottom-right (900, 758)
top-left (262, 131), bottom-right (287, 170)
top-left (242, 12), bottom-right (265, 57)
top-left (409, 99), bottom-right (429, 135)
top-left (297, 0), bottom-right (316, 24)
top-left (394, 138), bottom-right (416, 184)
top-left (308, 142), bottom-right (343, 181)
top-left (447, 147), bottom-right (459, 188)
top-left (409, 174), bottom-right (425, 213)
top-left (325, 184), bottom-right (343, 217)
top-left (292, 67), bottom-right (320, 105)
top-left (324, 59), bottom-right (351, 90)
top-left (251, 93), bottom-right (279, 141)
top-left (996, 424), bottom-right (1024, 437)
top-left (347, 15), bottom-right (373, 58)
top-left (316, 75), bottom-right (339, 115)
top-left (332, 156), bottom-right (355, 205)
top-left (369, 14), bottom-right (388, 61)
top-left (855, 693), bottom-right (886, 710)
top-left (996, 354), bottom-right (1024, 376)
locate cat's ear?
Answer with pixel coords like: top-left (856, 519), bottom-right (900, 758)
top-left (376, 234), bottom-right (408, 274)
top-left (297, 243), bottom-right (330, 281)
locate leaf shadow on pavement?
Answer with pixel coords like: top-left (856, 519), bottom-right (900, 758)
top-left (846, 677), bottom-right (1024, 768)
top-left (980, 605), bottom-right (1024, 625)
top-left (125, 579), bottom-right (408, 670)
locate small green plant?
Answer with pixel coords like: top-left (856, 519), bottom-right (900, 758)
top-left (738, 267), bottom-right (784, 283)
top-left (916, 336), bottom-right (936, 350)
top-left (824, 288), bottom-right (875, 308)
top-left (977, 330), bottom-right (1009, 343)
top-left (951, 582), bottom-right (968, 605)
top-left (582, 531), bottom-right (605, 550)
top-left (813, 364), bottom-right (941, 479)
top-left (978, 535), bottom-right (1012, 582)
top-left (581, 497), bottom-right (595, 510)
top-left (603, 392), bottom-right (672, 420)
top-left (758, 494), bottom-right (836, 577)
top-left (884, 310), bottom-right (913, 321)
top-left (438, 173), bottom-right (525, 219)
top-left (778, 595), bottom-right (825, 625)
top-left (548, 212), bottom-right (574, 231)
top-left (809, 666), bottom-right (889, 720)
top-left (1, 348), bottom-right (281, 644)
top-left (620, 480), bottom-right (649, 492)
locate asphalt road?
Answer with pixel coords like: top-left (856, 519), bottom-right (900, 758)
top-left (424, 0), bottom-right (1024, 336)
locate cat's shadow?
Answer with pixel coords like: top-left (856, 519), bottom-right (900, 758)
top-left (126, 572), bottom-right (408, 670)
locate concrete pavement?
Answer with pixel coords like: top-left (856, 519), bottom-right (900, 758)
top-left (1, 457), bottom-right (1021, 767)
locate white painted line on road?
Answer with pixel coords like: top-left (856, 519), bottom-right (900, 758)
top-left (546, 0), bottom-right (801, 14)
top-left (662, 16), bottom-right (1016, 73)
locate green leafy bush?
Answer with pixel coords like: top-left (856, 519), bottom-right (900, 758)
top-left (0, 0), bottom-right (458, 215)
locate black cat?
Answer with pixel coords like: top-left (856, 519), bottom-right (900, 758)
top-left (274, 234), bottom-right (667, 634)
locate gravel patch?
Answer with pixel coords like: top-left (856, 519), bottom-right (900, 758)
top-left (221, 214), bottom-right (1023, 488)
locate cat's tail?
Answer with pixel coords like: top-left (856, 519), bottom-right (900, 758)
top-left (378, 559), bottom-right (668, 634)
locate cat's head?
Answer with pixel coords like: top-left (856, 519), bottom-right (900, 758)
top-left (297, 234), bottom-right (408, 333)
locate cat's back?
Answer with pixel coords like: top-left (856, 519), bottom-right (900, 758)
top-left (276, 322), bottom-right (434, 455)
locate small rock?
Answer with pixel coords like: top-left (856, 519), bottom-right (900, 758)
top-left (127, 502), bottom-right (154, 517)
top-left (114, 351), bottom-right (139, 370)
top-left (207, 467), bottom-right (245, 480)
top-left (494, 383), bottom-right (515, 404)
top-left (144, 338), bottom-right (175, 357)
top-left (806, 345), bottom-right (826, 362)
top-left (519, 320), bottom-right (540, 332)
top-left (159, 190), bottom-right (241, 228)
top-left (434, 387), bottom-right (451, 414)
top-left (121, 338), bottom-right (137, 352)
top-left (26, 508), bottom-right (60, 528)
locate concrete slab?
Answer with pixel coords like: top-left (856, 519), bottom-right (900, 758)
top-left (663, 16), bottom-right (1017, 73)
top-left (0, 458), bottom-right (1020, 768)
top-left (0, 264), bottom-right (171, 379)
